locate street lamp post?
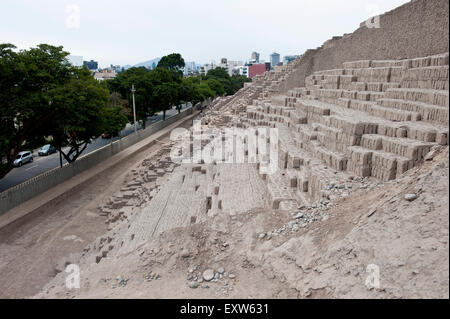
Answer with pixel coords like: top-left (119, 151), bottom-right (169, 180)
top-left (131, 84), bottom-right (137, 133)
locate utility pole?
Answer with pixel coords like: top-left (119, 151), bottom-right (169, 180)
top-left (131, 84), bottom-right (137, 133)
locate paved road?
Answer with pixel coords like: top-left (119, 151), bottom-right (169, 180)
top-left (0, 104), bottom-right (190, 192)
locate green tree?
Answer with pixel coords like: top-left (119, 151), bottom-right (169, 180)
top-left (157, 53), bottom-right (185, 74)
top-left (230, 74), bottom-right (251, 93)
top-left (107, 67), bottom-right (153, 128)
top-left (108, 66), bottom-right (183, 127)
top-left (197, 83), bottom-right (216, 101)
top-left (177, 80), bottom-right (194, 113)
top-left (46, 68), bottom-right (109, 163)
top-left (205, 67), bottom-right (234, 95)
top-left (206, 67), bottom-right (229, 79)
top-left (109, 91), bottom-right (131, 119)
top-left (204, 78), bottom-right (225, 96)
top-left (0, 43), bottom-right (73, 177)
top-left (101, 106), bottom-right (129, 138)
top-left (153, 82), bottom-right (178, 120)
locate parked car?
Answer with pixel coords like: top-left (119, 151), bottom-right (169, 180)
top-left (13, 151), bottom-right (33, 167)
top-left (38, 144), bottom-right (57, 156)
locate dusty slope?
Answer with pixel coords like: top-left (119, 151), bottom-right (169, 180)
top-left (37, 147), bottom-right (449, 299)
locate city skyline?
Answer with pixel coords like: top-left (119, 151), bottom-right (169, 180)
top-left (0, 0), bottom-right (408, 68)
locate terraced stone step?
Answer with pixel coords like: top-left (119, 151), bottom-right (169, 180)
top-left (349, 66), bottom-right (403, 83)
top-left (360, 134), bottom-right (434, 162)
top-left (385, 88), bottom-right (449, 107)
top-left (246, 52), bottom-right (449, 188)
top-left (401, 65), bottom-right (449, 90)
top-left (345, 99), bottom-right (421, 122)
top-left (405, 53), bottom-right (449, 68)
top-left (265, 170), bottom-right (295, 209)
top-left (295, 99), bottom-right (331, 120)
top-left (346, 146), bottom-right (412, 181)
top-left (311, 101), bottom-right (447, 145)
top-left (310, 141), bottom-right (348, 171)
top-left (378, 98), bottom-right (448, 124)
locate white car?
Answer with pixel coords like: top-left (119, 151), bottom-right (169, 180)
top-left (13, 151), bottom-right (33, 167)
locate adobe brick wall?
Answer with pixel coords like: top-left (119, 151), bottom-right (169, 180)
top-left (282, 0), bottom-right (449, 91)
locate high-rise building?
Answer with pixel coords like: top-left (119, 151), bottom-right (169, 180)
top-left (200, 63), bottom-right (216, 75)
top-left (270, 52), bottom-right (280, 68)
top-left (251, 52), bottom-right (260, 63)
top-left (83, 60), bottom-right (98, 70)
top-left (183, 61), bottom-right (197, 76)
top-left (219, 58), bottom-right (229, 74)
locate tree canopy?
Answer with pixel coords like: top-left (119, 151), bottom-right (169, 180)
top-left (204, 67), bottom-right (251, 95)
top-left (0, 44), bottom-right (126, 177)
top-left (157, 53), bottom-right (185, 73)
top-left (45, 67), bottom-right (111, 163)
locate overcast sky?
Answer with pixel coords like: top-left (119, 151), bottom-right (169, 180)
top-left (0, 0), bottom-right (409, 68)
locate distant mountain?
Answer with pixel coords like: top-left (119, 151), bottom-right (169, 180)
top-left (133, 57), bottom-right (162, 69)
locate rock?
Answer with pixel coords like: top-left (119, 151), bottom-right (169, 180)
top-left (367, 208), bottom-right (377, 217)
top-left (424, 147), bottom-right (440, 161)
top-left (228, 274), bottom-right (236, 279)
top-left (287, 221), bottom-right (297, 229)
top-left (188, 281), bottom-right (198, 289)
top-left (217, 267), bottom-right (225, 274)
top-left (258, 233), bottom-right (266, 239)
top-left (181, 249), bottom-right (190, 258)
top-left (404, 193), bottom-right (418, 201)
top-left (203, 269), bottom-right (215, 281)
